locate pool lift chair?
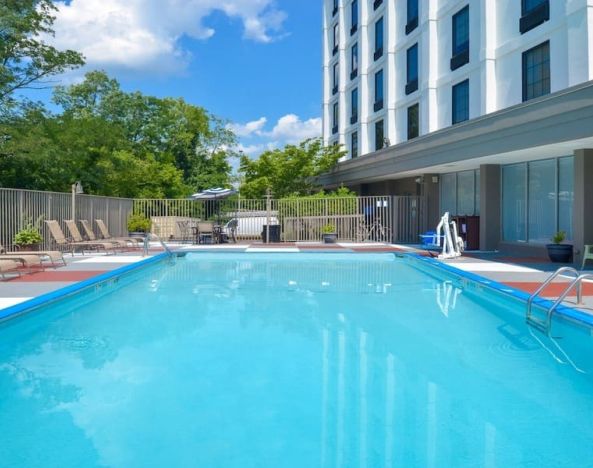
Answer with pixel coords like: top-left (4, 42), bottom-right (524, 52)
top-left (421, 212), bottom-right (464, 260)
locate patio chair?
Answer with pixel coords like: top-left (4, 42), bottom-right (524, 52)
top-left (0, 259), bottom-right (23, 279)
top-left (95, 219), bottom-right (142, 247)
top-left (582, 244), bottom-right (593, 270)
top-left (176, 220), bottom-right (193, 244)
top-left (196, 222), bottom-right (215, 244)
top-left (0, 242), bottom-right (66, 268)
top-left (45, 220), bottom-right (116, 255)
top-left (80, 219), bottom-right (131, 249)
top-left (223, 218), bottom-right (238, 243)
top-left (64, 220), bottom-right (119, 253)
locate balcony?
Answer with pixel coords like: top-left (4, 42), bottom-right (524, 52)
top-left (405, 78), bottom-right (418, 95)
top-left (350, 115), bottom-right (358, 125)
top-left (405, 16), bottom-right (418, 35)
top-left (373, 47), bottom-right (383, 61)
top-left (450, 47), bottom-right (469, 71)
top-left (373, 100), bottom-right (384, 112)
top-left (373, 0), bottom-right (383, 10)
top-left (350, 69), bottom-right (358, 80)
top-left (520, 1), bottom-right (549, 34)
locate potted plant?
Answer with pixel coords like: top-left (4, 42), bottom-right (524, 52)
top-left (127, 214), bottom-right (151, 237)
top-left (14, 225), bottom-right (43, 251)
top-left (321, 223), bottom-right (337, 244)
top-left (546, 231), bottom-right (573, 263)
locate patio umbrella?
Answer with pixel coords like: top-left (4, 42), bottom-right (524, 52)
top-left (189, 187), bottom-right (237, 224)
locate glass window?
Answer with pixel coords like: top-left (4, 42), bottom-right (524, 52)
top-left (502, 163), bottom-right (527, 242)
top-left (440, 173), bottom-right (457, 215)
top-left (351, 131), bottom-right (358, 158)
top-left (452, 6), bottom-right (469, 56)
top-left (375, 69), bottom-right (384, 103)
top-left (522, 41), bottom-right (550, 102)
top-left (452, 79), bottom-right (469, 125)
top-left (522, 0), bottom-right (546, 15)
top-left (351, 43), bottom-right (358, 73)
top-left (374, 120), bottom-right (384, 151)
top-left (528, 159), bottom-right (556, 243)
top-left (407, 44), bottom-right (418, 84)
top-left (407, 0), bottom-right (418, 24)
top-left (333, 62), bottom-right (339, 89)
top-left (457, 171), bottom-right (475, 215)
top-left (558, 157), bottom-right (573, 240)
top-left (332, 102), bottom-right (339, 130)
top-left (375, 17), bottom-right (384, 55)
top-left (351, 0), bottom-right (358, 31)
top-left (407, 103), bottom-right (419, 140)
top-left (351, 87), bottom-right (358, 119)
top-left (333, 23), bottom-right (339, 49)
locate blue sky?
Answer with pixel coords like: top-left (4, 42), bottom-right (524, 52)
top-left (41, 0), bottom-right (323, 156)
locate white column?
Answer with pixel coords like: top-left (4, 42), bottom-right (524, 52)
top-left (359, 0), bottom-right (371, 155)
top-left (424, 1), bottom-right (439, 134)
top-left (480, 0), bottom-right (498, 115)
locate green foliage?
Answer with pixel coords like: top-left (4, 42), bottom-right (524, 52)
top-left (0, 71), bottom-right (235, 197)
top-left (551, 231), bottom-right (566, 244)
top-left (127, 213), bottom-right (151, 233)
top-left (14, 225), bottom-right (43, 246)
top-left (239, 138), bottom-right (345, 199)
top-left (0, 0), bottom-right (84, 111)
top-left (321, 223), bottom-right (336, 234)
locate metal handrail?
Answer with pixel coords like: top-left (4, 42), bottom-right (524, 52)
top-left (544, 273), bottom-right (593, 332)
top-left (143, 233), bottom-right (173, 257)
top-left (526, 267), bottom-right (580, 322)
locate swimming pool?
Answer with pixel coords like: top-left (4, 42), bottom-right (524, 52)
top-left (1, 252), bottom-right (593, 467)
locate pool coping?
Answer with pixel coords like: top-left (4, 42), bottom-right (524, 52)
top-left (0, 253), bottom-right (169, 323)
top-left (406, 253), bottom-right (593, 329)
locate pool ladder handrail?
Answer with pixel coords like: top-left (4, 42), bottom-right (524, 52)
top-left (526, 266), bottom-right (593, 334)
top-left (143, 233), bottom-right (173, 257)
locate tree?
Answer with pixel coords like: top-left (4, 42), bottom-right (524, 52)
top-left (0, 0), bottom-right (84, 110)
top-left (239, 139), bottom-right (345, 198)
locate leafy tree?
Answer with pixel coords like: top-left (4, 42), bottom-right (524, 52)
top-left (239, 138), bottom-right (345, 198)
top-left (0, 0), bottom-right (84, 110)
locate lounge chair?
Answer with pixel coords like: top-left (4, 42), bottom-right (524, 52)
top-left (80, 219), bottom-right (132, 249)
top-left (95, 219), bottom-right (142, 247)
top-left (582, 245), bottom-right (593, 270)
top-left (0, 259), bottom-right (23, 279)
top-left (0, 243), bottom-right (66, 268)
top-left (196, 222), bottom-right (215, 244)
top-left (45, 220), bottom-right (116, 255)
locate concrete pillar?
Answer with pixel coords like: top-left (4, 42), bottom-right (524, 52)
top-left (572, 149), bottom-right (593, 265)
top-left (479, 164), bottom-right (501, 251)
top-left (422, 174), bottom-right (440, 228)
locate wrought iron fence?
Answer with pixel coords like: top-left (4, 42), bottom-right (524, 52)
top-left (0, 188), bottom-right (427, 248)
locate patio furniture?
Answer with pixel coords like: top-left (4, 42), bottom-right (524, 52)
top-left (0, 259), bottom-right (23, 280)
top-left (0, 243), bottom-right (66, 268)
top-left (195, 222), bottom-right (216, 244)
top-left (176, 220), bottom-right (195, 244)
top-left (94, 219), bottom-right (142, 247)
top-left (223, 219), bottom-right (238, 243)
top-left (582, 244), bottom-right (593, 270)
top-left (45, 220), bottom-right (116, 255)
top-left (80, 219), bottom-right (137, 249)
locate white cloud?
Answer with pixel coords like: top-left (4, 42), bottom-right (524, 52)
top-left (48, 0), bottom-right (287, 74)
top-left (228, 117), bottom-right (267, 137)
top-left (265, 114), bottom-right (322, 144)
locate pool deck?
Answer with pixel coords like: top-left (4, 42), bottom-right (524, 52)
top-left (1, 242), bottom-right (592, 314)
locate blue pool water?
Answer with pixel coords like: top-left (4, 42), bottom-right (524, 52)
top-left (1, 253), bottom-right (593, 467)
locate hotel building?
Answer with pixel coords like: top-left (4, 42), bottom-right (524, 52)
top-left (321, 0), bottom-right (593, 260)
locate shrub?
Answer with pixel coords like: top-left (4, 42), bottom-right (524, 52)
top-left (127, 214), bottom-right (151, 233)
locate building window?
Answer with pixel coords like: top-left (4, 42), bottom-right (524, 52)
top-left (374, 17), bottom-right (384, 61)
top-left (440, 170), bottom-right (481, 216)
top-left (373, 0), bottom-right (383, 10)
top-left (351, 0), bottom-right (358, 35)
top-left (332, 23), bottom-right (339, 55)
top-left (451, 5), bottom-right (469, 70)
top-left (406, 0), bottom-right (419, 34)
top-left (520, 0), bottom-right (549, 34)
top-left (522, 41), bottom-right (550, 102)
top-left (374, 120), bottom-right (384, 151)
top-left (332, 0), bottom-right (338, 16)
top-left (332, 102), bottom-right (339, 134)
top-left (405, 44), bottom-right (418, 95)
top-left (502, 157), bottom-right (573, 243)
top-left (351, 131), bottom-right (358, 158)
top-left (374, 69), bottom-right (384, 111)
top-left (350, 87), bottom-right (358, 124)
top-left (452, 79), bottom-right (469, 125)
top-left (350, 43), bottom-right (358, 79)
top-left (407, 103), bottom-right (419, 140)
top-left (332, 62), bottom-right (339, 95)
top-left (522, 0), bottom-right (547, 15)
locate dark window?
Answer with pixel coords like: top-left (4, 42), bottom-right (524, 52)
top-left (351, 0), bottom-right (358, 34)
top-left (374, 120), bottom-right (384, 151)
top-left (332, 62), bottom-right (339, 95)
top-left (452, 79), bottom-right (469, 124)
top-left (520, 0), bottom-right (549, 33)
top-left (332, 102), bottom-right (339, 134)
top-left (407, 103), bottom-right (419, 140)
top-left (351, 87), bottom-right (358, 124)
top-left (350, 43), bottom-right (358, 79)
top-left (522, 41), bottom-right (550, 102)
top-left (333, 0), bottom-right (338, 16)
top-left (406, 0), bottom-right (419, 34)
top-left (452, 6), bottom-right (469, 55)
top-left (333, 24), bottom-right (339, 55)
top-left (373, 0), bottom-right (383, 11)
top-left (374, 69), bottom-right (384, 111)
top-left (406, 44), bottom-right (418, 94)
top-left (522, 0), bottom-right (546, 15)
top-left (374, 17), bottom-right (384, 60)
top-left (351, 131), bottom-right (359, 158)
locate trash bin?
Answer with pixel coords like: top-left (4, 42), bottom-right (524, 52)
top-left (261, 224), bottom-right (281, 243)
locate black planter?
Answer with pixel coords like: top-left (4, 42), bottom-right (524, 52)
top-left (322, 233), bottom-right (337, 244)
top-left (546, 243), bottom-right (573, 263)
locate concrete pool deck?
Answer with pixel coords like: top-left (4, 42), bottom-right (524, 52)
top-left (1, 242), bottom-right (592, 314)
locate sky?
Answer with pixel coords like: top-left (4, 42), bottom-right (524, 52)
top-left (39, 0), bottom-right (323, 157)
